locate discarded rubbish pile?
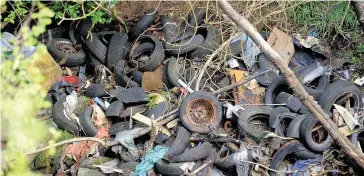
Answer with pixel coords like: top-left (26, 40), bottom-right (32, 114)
top-left (26, 7), bottom-right (364, 176)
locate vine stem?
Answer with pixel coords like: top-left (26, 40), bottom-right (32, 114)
top-left (26, 137), bottom-right (108, 156)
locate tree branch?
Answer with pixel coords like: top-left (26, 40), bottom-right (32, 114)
top-left (352, 2), bottom-right (364, 31)
top-left (218, 0), bottom-right (364, 168)
top-left (26, 137), bottom-right (108, 156)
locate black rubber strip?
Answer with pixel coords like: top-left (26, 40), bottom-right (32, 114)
top-left (106, 100), bottom-right (125, 117)
top-left (128, 9), bottom-right (158, 40)
top-left (85, 83), bottom-right (108, 98)
top-left (166, 127), bottom-right (190, 159)
top-left (107, 33), bottom-right (128, 71)
top-left (114, 87), bottom-right (147, 104)
top-left (79, 106), bottom-right (98, 137)
top-left (171, 142), bottom-right (213, 162)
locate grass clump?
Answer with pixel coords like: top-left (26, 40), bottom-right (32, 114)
top-left (288, 1), bottom-right (359, 37)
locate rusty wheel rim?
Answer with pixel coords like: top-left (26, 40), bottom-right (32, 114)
top-left (185, 98), bottom-right (216, 127)
top-left (55, 41), bottom-right (78, 54)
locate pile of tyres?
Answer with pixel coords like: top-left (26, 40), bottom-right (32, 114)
top-left (47, 8), bottom-right (221, 89)
top-left (44, 7), bottom-right (364, 176)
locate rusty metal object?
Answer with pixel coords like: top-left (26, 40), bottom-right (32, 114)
top-left (55, 41), bottom-right (78, 54)
top-left (185, 98), bottom-right (216, 127)
top-left (224, 121), bottom-right (232, 132)
top-left (229, 74), bottom-right (239, 105)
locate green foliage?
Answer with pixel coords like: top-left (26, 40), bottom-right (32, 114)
top-left (32, 131), bottom-right (74, 172)
top-left (288, 1), bottom-right (359, 37)
top-left (4, 1), bottom-right (29, 24)
top-left (146, 93), bottom-right (167, 109)
top-left (357, 44), bottom-right (364, 53)
top-left (352, 44), bottom-right (364, 64)
top-left (57, 130), bottom-right (75, 142)
top-left (1, 2), bottom-right (58, 175)
top-left (50, 1), bottom-right (113, 24)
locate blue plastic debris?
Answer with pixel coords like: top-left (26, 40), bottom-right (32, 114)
top-left (132, 146), bottom-right (168, 176)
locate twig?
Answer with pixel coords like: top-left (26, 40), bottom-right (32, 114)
top-left (195, 32), bottom-right (242, 91)
top-left (108, 112), bottom-right (178, 147)
top-left (212, 70), bottom-right (270, 95)
top-left (155, 108), bottom-right (179, 122)
top-left (239, 159), bottom-right (297, 174)
top-left (331, 1), bottom-right (351, 46)
top-left (316, 170), bottom-right (346, 176)
top-left (185, 160), bottom-right (213, 176)
top-left (14, 1), bottom-right (36, 39)
top-left (26, 137), bottom-right (107, 156)
top-left (59, 151), bottom-right (66, 173)
top-left (135, 113), bottom-right (177, 138)
top-left (189, 137), bottom-right (242, 143)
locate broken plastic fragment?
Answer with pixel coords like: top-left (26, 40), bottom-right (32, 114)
top-left (95, 159), bottom-right (122, 174)
top-left (334, 104), bottom-right (360, 130)
top-left (231, 33), bottom-right (261, 68)
top-left (115, 128), bottom-right (143, 161)
top-left (93, 97), bottom-right (107, 111)
top-left (179, 162), bottom-right (196, 172)
top-left (223, 102), bottom-right (245, 119)
top-left (302, 65), bottom-right (325, 84)
top-left (178, 79), bottom-right (194, 93)
top-left (354, 76), bottom-right (364, 86)
top-left (227, 58), bottom-right (240, 68)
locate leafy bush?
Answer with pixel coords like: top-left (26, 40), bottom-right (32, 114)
top-left (1, 2), bottom-right (59, 175)
top-left (3, 1), bottom-right (28, 24)
top-left (3, 1), bottom-right (117, 26)
top-left (50, 1), bottom-right (117, 24)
